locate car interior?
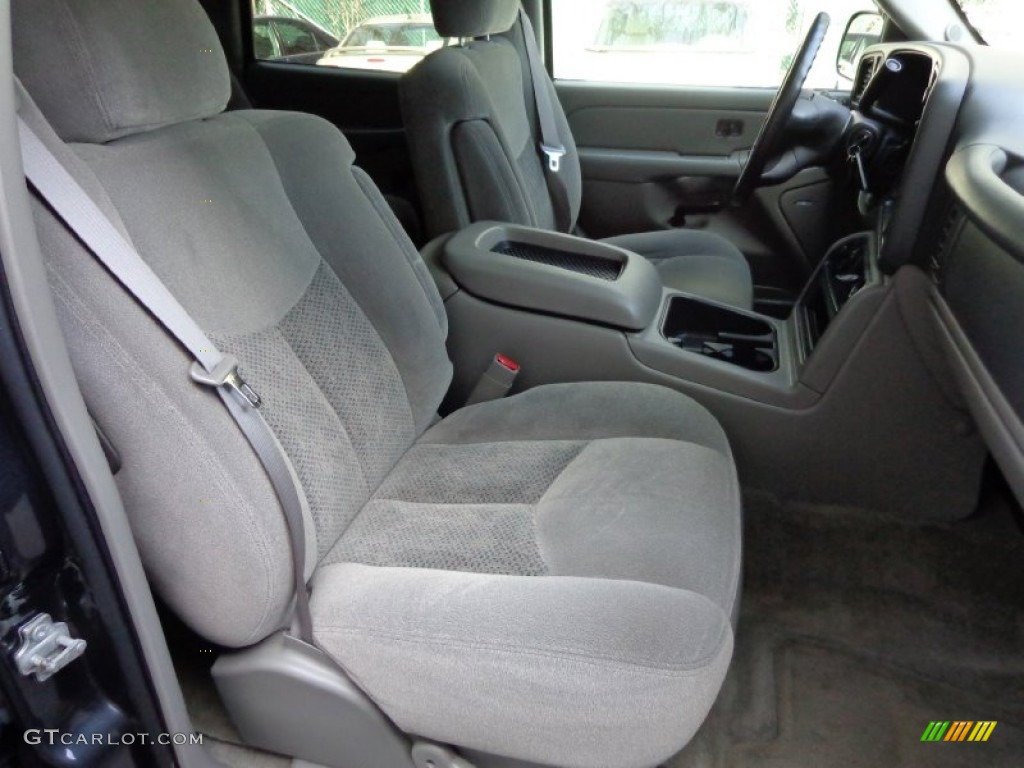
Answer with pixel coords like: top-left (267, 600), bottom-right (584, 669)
top-left (0, 0), bottom-right (1022, 767)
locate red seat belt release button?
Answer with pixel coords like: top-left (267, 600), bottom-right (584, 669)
top-left (495, 354), bottom-right (520, 373)
top-left (465, 354), bottom-right (521, 406)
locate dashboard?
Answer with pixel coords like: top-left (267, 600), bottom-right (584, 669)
top-left (847, 41), bottom-right (1024, 503)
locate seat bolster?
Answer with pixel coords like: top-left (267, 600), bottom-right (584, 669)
top-left (422, 381), bottom-right (732, 456)
top-left (452, 120), bottom-right (537, 227)
top-left (401, 49), bottom-right (486, 237)
top-left (311, 563), bottom-right (733, 768)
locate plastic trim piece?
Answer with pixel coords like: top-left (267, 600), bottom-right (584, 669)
top-left (212, 632), bottom-right (415, 768)
top-left (874, 43), bottom-right (970, 272)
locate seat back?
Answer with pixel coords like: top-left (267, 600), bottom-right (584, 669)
top-left (13, 0), bottom-right (453, 648)
top-left (400, 0), bottom-right (582, 239)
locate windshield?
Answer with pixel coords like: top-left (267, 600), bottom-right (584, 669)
top-left (954, 0), bottom-right (1024, 47)
top-left (345, 23), bottom-right (442, 48)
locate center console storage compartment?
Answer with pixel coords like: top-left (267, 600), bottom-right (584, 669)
top-left (444, 222), bottom-right (663, 331)
top-left (797, 232), bottom-right (877, 357)
top-left (662, 297), bottom-right (779, 372)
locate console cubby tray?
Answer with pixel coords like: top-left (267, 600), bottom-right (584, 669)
top-left (662, 297), bottom-right (779, 372)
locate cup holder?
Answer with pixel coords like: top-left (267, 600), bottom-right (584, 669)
top-left (662, 297), bottom-right (778, 372)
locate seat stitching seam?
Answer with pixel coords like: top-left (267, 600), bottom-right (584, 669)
top-left (419, 436), bottom-right (728, 459)
top-left (314, 625), bottom-right (730, 676)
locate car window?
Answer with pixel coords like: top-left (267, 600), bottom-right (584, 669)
top-left (345, 22), bottom-right (442, 47)
top-left (253, 19), bottom-right (276, 59)
top-left (552, 0), bottom-right (878, 89)
top-left (954, 0), bottom-right (1024, 49)
top-left (251, 1), bottom-right (441, 73)
top-left (273, 19), bottom-right (322, 56)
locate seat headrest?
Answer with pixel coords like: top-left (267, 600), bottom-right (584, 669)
top-left (430, 0), bottom-right (520, 38)
top-left (12, 0), bottom-right (230, 144)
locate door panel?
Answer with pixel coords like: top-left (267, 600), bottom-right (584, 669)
top-left (561, 83), bottom-right (773, 155)
top-left (557, 81), bottom-right (772, 240)
top-left (557, 81), bottom-right (849, 292)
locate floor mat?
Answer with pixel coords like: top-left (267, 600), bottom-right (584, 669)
top-left (671, 490), bottom-right (1024, 768)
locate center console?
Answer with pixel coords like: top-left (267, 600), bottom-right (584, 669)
top-left (439, 222), bottom-right (882, 406)
top-left (794, 232), bottom-right (878, 362)
top-left (433, 220), bottom-right (980, 520)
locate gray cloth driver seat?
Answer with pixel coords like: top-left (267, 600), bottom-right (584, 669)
top-left (12, 0), bottom-right (742, 766)
top-left (400, 0), bottom-right (754, 309)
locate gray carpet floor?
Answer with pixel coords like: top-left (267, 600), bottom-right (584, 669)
top-left (670, 489), bottom-right (1024, 768)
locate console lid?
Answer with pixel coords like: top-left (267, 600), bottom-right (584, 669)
top-left (444, 222), bottom-right (663, 331)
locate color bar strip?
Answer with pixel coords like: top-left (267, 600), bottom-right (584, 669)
top-left (923, 721), bottom-right (950, 742)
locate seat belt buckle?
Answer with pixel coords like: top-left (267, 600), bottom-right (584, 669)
top-left (541, 143), bottom-right (566, 173)
top-left (190, 355), bottom-right (262, 409)
top-left (465, 354), bottom-right (520, 407)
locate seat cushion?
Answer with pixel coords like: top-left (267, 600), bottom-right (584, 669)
top-left (312, 382), bottom-right (741, 768)
top-left (603, 229), bottom-right (754, 310)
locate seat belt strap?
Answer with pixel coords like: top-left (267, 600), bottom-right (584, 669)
top-left (17, 118), bottom-right (316, 645)
top-left (518, 7), bottom-right (573, 234)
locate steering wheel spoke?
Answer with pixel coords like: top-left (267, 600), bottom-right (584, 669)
top-left (732, 13), bottom-right (832, 205)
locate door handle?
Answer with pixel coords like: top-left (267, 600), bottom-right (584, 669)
top-left (716, 119), bottom-right (744, 138)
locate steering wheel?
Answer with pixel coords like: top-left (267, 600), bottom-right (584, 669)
top-left (732, 13), bottom-right (831, 204)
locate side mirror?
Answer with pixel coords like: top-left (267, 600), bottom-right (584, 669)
top-left (837, 11), bottom-right (885, 81)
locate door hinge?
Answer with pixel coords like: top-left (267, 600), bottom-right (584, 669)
top-left (14, 613), bottom-right (87, 682)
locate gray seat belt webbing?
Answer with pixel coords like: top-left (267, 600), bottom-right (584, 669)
top-left (518, 8), bottom-right (572, 234)
top-left (17, 117), bottom-right (315, 645)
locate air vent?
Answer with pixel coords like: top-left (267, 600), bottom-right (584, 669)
top-left (853, 54), bottom-right (881, 103)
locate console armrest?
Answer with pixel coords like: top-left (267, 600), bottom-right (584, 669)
top-left (443, 222), bottom-right (663, 331)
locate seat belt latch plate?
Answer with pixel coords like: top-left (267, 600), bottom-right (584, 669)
top-left (190, 355), bottom-right (262, 409)
top-left (542, 143), bottom-right (566, 173)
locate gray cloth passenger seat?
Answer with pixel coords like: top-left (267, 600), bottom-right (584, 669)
top-left (400, 0), bottom-right (754, 310)
top-left (12, 1), bottom-right (742, 766)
